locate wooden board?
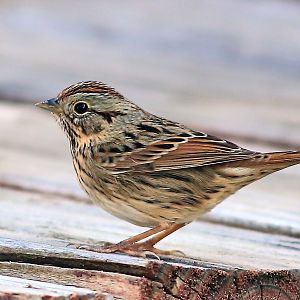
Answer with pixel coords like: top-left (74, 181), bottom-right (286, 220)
top-left (0, 275), bottom-right (100, 300)
top-left (0, 236), bottom-right (299, 300)
top-left (0, 101), bottom-right (300, 298)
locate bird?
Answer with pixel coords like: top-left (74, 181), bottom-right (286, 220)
top-left (36, 81), bottom-right (300, 257)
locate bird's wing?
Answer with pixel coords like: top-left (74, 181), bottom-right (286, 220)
top-left (99, 133), bottom-right (258, 173)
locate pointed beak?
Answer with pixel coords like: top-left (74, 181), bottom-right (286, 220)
top-left (35, 98), bottom-right (60, 113)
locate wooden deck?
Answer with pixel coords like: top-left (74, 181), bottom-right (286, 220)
top-left (0, 0), bottom-right (300, 299)
top-left (2, 100), bottom-right (300, 299)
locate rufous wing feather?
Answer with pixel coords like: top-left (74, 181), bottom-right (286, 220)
top-left (103, 134), bottom-right (259, 173)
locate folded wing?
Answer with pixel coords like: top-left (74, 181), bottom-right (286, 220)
top-left (100, 133), bottom-right (258, 173)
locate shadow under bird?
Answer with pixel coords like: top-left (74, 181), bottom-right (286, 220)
top-left (36, 81), bottom-right (300, 256)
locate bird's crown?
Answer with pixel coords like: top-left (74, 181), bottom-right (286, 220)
top-left (58, 81), bottom-right (125, 100)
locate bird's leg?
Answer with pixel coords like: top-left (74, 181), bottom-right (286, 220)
top-left (117, 224), bottom-right (170, 245)
top-left (76, 224), bottom-right (169, 253)
top-left (100, 223), bottom-right (186, 257)
top-left (120, 223), bottom-right (186, 256)
top-left (98, 223), bottom-right (170, 252)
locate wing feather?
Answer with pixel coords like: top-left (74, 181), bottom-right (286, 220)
top-left (101, 134), bottom-right (258, 173)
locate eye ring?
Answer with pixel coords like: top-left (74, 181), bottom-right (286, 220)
top-left (74, 102), bottom-right (89, 115)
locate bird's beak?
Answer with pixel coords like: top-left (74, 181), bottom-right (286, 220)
top-left (35, 98), bottom-right (60, 114)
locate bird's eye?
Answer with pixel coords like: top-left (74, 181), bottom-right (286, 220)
top-left (74, 102), bottom-right (88, 114)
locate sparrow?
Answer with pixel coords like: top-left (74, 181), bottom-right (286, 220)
top-left (36, 81), bottom-right (300, 256)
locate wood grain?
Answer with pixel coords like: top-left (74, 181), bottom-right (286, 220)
top-left (0, 238), bottom-right (298, 300)
top-left (0, 263), bottom-right (166, 300)
top-left (0, 275), bottom-right (98, 300)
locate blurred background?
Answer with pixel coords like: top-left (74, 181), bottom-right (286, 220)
top-left (1, 0), bottom-right (300, 145)
top-left (0, 0), bottom-right (300, 267)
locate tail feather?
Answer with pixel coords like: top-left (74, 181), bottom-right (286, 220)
top-left (227, 150), bottom-right (300, 171)
top-left (265, 151), bottom-right (300, 165)
top-left (220, 151), bottom-right (300, 188)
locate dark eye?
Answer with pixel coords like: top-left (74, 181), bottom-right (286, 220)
top-left (74, 102), bottom-right (88, 114)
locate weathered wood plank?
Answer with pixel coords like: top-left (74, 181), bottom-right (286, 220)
top-left (0, 263), bottom-right (167, 300)
top-left (1, 102), bottom-right (299, 238)
top-left (0, 275), bottom-right (98, 300)
top-left (0, 238), bottom-right (298, 300)
top-left (0, 187), bottom-right (299, 270)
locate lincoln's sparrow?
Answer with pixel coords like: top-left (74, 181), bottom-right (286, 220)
top-left (37, 81), bottom-right (300, 256)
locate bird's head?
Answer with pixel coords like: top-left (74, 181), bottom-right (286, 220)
top-left (36, 81), bottom-right (139, 140)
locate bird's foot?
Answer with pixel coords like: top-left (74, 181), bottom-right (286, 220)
top-left (74, 240), bottom-right (185, 258)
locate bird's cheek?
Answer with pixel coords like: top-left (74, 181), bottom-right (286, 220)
top-left (73, 119), bottom-right (102, 136)
top-left (81, 123), bottom-right (104, 135)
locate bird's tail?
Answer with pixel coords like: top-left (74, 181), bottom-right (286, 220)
top-left (219, 151), bottom-right (300, 190)
top-left (235, 151), bottom-right (300, 174)
top-left (261, 151), bottom-right (300, 166)
top-left (231, 151), bottom-right (300, 168)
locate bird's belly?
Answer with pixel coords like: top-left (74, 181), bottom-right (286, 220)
top-left (75, 162), bottom-right (252, 228)
top-left (85, 174), bottom-right (234, 227)
top-left (113, 168), bottom-right (239, 225)
top-left (90, 191), bottom-right (162, 227)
